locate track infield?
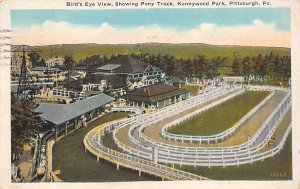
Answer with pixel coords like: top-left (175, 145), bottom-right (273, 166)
top-left (168, 91), bottom-right (270, 136)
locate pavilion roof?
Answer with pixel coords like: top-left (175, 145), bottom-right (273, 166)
top-left (122, 83), bottom-right (189, 103)
top-left (35, 93), bottom-right (114, 125)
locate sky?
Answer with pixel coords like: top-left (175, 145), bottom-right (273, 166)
top-left (11, 8), bottom-right (291, 47)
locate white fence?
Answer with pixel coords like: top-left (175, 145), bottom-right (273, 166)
top-left (83, 124), bottom-right (209, 180)
top-left (138, 90), bottom-right (291, 153)
top-left (111, 106), bottom-right (144, 116)
top-left (110, 85), bottom-right (291, 166)
top-left (161, 89), bottom-right (275, 144)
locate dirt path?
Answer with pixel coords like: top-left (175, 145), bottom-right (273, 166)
top-left (260, 107), bottom-right (291, 152)
top-left (17, 144), bottom-right (33, 181)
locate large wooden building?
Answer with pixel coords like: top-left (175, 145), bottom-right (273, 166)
top-left (96, 55), bottom-right (166, 90)
top-left (35, 93), bottom-right (114, 139)
top-left (122, 83), bottom-right (191, 109)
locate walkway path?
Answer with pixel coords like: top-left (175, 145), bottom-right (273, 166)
top-left (260, 107), bottom-right (291, 152)
top-left (17, 144), bottom-right (33, 181)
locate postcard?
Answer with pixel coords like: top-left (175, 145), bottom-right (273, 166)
top-left (0, 0), bottom-right (299, 188)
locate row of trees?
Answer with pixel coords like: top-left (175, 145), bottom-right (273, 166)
top-left (231, 53), bottom-right (291, 81)
top-left (129, 53), bottom-right (225, 79)
top-left (34, 51), bottom-right (290, 83)
top-left (129, 52), bottom-right (291, 82)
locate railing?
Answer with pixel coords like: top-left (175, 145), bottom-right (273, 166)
top-left (83, 124), bottom-right (209, 180)
top-left (111, 106), bottom-right (144, 115)
top-left (138, 91), bottom-right (291, 154)
top-left (245, 85), bottom-right (289, 92)
top-left (161, 90), bottom-right (275, 143)
top-left (110, 86), bottom-right (291, 166)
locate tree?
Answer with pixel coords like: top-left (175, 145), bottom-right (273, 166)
top-left (28, 52), bottom-right (42, 68)
top-left (241, 57), bottom-right (251, 81)
top-left (11, 96), bottom-right (37, 158)
top-left (253, 54), bottom-right (263, 78)
top-left (194, 55), bottom-right (208, 79)
top-left (231, 57), bottom-right (241, 75)
top-left (64, 55), bottom-right (75, 90)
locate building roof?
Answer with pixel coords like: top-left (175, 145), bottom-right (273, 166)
top-left (98, 64), bottom-right (121, 71)
top-left (102, 74), bottom-right (126, 89)
top-left (46, 58), bottom-right (64, 63)
top-left (31, 67), bottom-right (61, 72)
top-left (74, 55), bottom-right (105, 72)
top-left (103, 55), bottom-right (162, 74)
top-left (77, 55), bottom-right (104, 66)
top-left (122, 83), bottom-right (189, 103)
top-left (170, 76), bottom-right (185, 84)
top-left (35, 93), bottom-right (115, 125)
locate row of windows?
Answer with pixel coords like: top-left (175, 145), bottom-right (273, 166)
top-left (53, 89), bottom-right (74, 97)
top-left (128, 71), bottom-right (164, 79)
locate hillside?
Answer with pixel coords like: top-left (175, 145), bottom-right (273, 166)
top-left (33, 43), bottom-right (290, 62)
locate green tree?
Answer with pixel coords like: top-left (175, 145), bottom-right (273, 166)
top-left (253, 54), bottom-right (263, 77)
top-left (231, 57), bottom-right (241, 75)
top-left (28, 52), bottom-right (42, 68)
top-left (11, 96), bottom-right (37, 158)
top-left (194, 55), bottom-right (208, 79)
top-left (241, 57), bottom-right (251, 81)
top-left (64, 55), bottom-right (75, 90)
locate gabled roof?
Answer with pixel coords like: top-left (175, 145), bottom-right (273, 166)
top-left (104, 55), bottom-right (162, 74)
top-left (102, 74), bottom-right (126, 89)
top-left (35, 93), bottom-right (115, 125)
top-left (122, 83), bottom-right (189, 103)
top-left (77, 55), bottom-right (104, 66)
top-left (98, 64), bottom-right (121, 71)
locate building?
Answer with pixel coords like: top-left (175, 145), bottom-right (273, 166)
top-left (73, 55), bottom-right (105, 73)
top-left (122, 83), bottom-right (191, 109)
top-left (35, 93), bottom-right (115, 139)
top-left (45, 58), bottom-right (64, 67)
top-left (166, 76), bottom-right (186, 88)
top-left (223, 76), bottom-right (244, 84)
top-left (31, 67), bottom-right (62, 76)
top-left (96, 55), bottom-right (166, 90)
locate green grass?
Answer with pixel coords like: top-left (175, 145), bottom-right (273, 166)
top-left (181, 85), bottom-right (200, 96)
top-left (34, 43), bottom-right (290, 62)
top-left (175, 134), bottom-right (292, 180)
top-left (218, 67), bottom-right (233, 76)
top-left (52, 112), bottom-right (158, 182)
top-left (168, 91), bottom-right (270, 136)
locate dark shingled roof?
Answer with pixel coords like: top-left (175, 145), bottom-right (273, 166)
top-left (74, 55), bottom-right (105, 72)
top-left (104, 55), bottom-right (161, 74)
top-left (122, 83), bottom-right (189, 103)
top-left (77, 55), bottom-right (104, 66)
top-left (102, 74), bottom-right (126, 89)
top-left (35, 93), bottom-right (115, 125)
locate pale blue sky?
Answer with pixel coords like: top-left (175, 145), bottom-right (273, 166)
top-left (11, 8), bottom-right (290, 31)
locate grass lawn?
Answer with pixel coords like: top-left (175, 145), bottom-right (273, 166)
top-left (218, 67), bottom-right (233, 76)
top-left (168, 91), bottom-right (270, 136)
top-left (181, 85), bottom-right (200, 96)
top-left (175, 134), bottom-right (292, 180)
top-left (52, 112), bottom-right (157, 182)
